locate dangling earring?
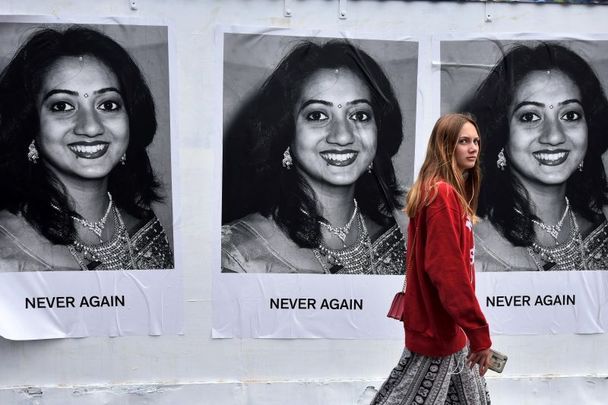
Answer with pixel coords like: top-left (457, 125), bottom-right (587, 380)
top-left (578, 160), bottom-right (584, 172)
top-left (367, 162), bottom-right (373, 174)
top-left (496, 148), bottom-right (507, 171)
top-left (282, 147), bottom-right (293, 170)
top-left (27, 140), bottom-right (39, 164)
top-left (120, 153), bottom-right (127, 165)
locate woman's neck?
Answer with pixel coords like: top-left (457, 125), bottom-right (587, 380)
top-left (64, 179), bottom-right (111, 222)
top-left (519, 179), bottom-right (568, 224)
top-left (45, 163), bottom-right (111, 221)
top-left (314, 186), bottom-right (356, 226)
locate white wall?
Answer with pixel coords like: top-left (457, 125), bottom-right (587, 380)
top-left (1, 1), bottom-right (608, 404)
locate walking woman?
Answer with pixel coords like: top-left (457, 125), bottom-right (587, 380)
top-left (372, 114), bottom-right (492, 404)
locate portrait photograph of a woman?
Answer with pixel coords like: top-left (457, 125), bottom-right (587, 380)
top-left (441, 39), bottom-right (608, 271)
top-left (0, 23), bottom-right (174, 271)
top-left (221, 33), bottom-right (418, 274)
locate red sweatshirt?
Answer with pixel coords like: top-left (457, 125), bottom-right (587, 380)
top-left (403, 181), bottom-right (491, 357)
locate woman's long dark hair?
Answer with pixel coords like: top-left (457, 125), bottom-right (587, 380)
top-left (223, 40), bottom-right (404, 248)
top-left (0, 26), bottom-right (161, 244)
top-left (460, 42), bottom-right (608, 246)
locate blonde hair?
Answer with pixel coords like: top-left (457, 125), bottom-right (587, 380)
top-left (405, 113), bottom-right (481, 221)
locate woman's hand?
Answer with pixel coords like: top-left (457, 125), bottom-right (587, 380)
top-left (467, 348), bottom-right (492, 376)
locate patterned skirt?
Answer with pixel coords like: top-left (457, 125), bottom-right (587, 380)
top-left (371, 347), bottom-right (491, 405)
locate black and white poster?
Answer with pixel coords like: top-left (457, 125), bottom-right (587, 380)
top-left (441, 36), bottom-right (608, 272)
top-left (0, 16), bottom-right (181, 340)
top-left (213, 27), bottom-right (421, 338)
top-left (439, 34), bottom-right (608, 334)
top-left (213, 29), bottom-right (608, 337)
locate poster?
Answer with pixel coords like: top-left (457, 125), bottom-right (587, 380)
top-left (214, 30), bottom-right (608, 338)
top-left (0, 16), bottom-right (182, 340)
top-left (439, 34), bottom-right (608, 333)
top-left (213, 27), bottom-right (422, 338)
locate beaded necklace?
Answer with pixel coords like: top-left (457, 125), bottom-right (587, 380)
top-left (318, 199), bottom-right (358, 246)
top-left (71, 192), bottom-right (113, 242)
top-left (530, 197), bottom-right (570, 244)
top-left (313, 212), bottom-right (374, 274)
top-left (68, 205), bottom-right (136, 270)
top-left (526, 209), bottom-right (588, 271)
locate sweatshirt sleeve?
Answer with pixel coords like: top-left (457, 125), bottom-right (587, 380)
top-left (424, 184), bottom-right (491, 352)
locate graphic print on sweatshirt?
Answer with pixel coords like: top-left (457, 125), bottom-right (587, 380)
top-left (466, 216), bottom-right (475, 270)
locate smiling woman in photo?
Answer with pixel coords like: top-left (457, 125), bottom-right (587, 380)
top-left (0, 26), bottom-right (173, 271)
top-left (221, 40), bottom-right (405, 274)
top-left (460, 43), bottom-right (608, 271)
